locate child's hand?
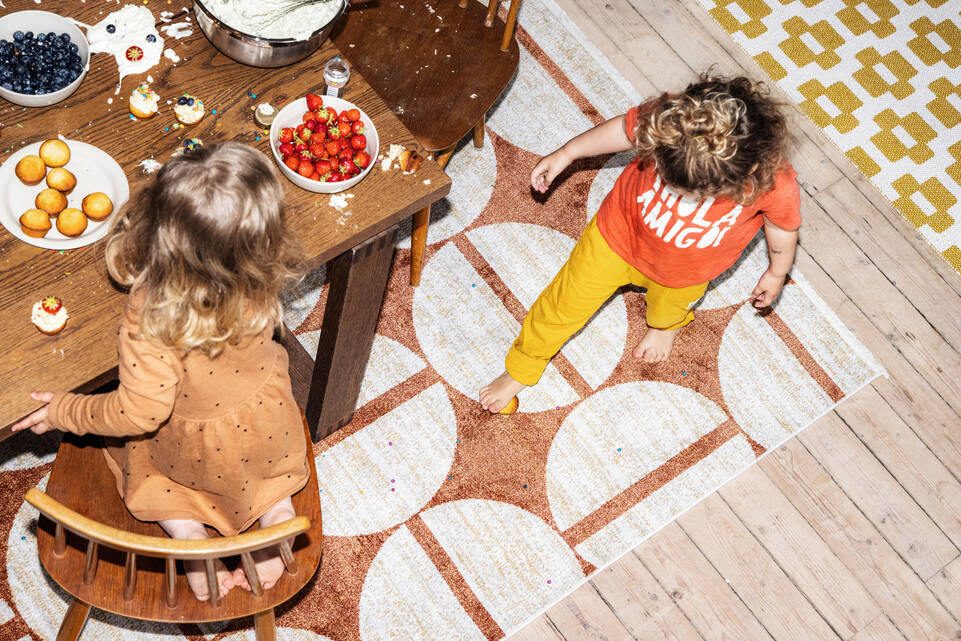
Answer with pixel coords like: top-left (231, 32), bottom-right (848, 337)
top-left (530, 149), bottom-right (572, 193)
top-left (11, 392), bottom-right (56, 435)
top-left (751, 269), bottom-right (787, 308)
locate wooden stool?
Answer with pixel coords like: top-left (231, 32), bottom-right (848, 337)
top-left (25, 417), bottom-right (322, 641)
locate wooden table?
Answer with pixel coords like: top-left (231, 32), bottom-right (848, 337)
top-left (0, 0), bottom-right (450, 441)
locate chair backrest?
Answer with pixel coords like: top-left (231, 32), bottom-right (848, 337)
top-left (458, 0), bottom-right (521, 52)
top-left (25, 488), bottom-right (310, 608)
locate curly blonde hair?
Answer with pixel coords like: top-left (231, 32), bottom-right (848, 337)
top-left (634, 73), bottom-right (787, 205)
top-left (105, 142), bottom-right (304, 358)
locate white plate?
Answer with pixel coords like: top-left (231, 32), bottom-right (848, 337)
top-left (0, 139), bottom-right (130, 249)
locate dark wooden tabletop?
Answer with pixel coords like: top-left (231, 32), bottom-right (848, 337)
top-left (0, 0), bottom-right (451, 434)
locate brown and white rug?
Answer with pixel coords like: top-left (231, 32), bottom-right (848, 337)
top-left (0, 1), bottom-right (884, 640)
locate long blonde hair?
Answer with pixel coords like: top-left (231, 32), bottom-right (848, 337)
top-left (634, 73), bottom-right (787, 205)
top-left (105, 142), bottom-right (304, 357)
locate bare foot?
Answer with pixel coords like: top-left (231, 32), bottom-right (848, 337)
top-left (233, 497), bottom-right (295, 592)
top-left (632, 327), bottom-right (678, 363)
top-left (159, 518), bottom-right (233, 601)
top-left (479, 371), bottom-right (525, 413)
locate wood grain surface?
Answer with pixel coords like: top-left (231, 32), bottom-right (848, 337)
top-left (0, 0), bottom-right (451, 433)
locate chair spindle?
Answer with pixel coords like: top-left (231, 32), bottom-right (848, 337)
top-left (241, 552), bottom-right (264, 596)
top-left (279, 539), bottom-right (298, 575)
top-left (54, 522), bottom-right (66, 556)
top-left (83, 540), bottom-right (99, 585)
top-left (458, 0), bottom-right (467, 7)
top-left (501, 0), bottom-right (520, 52)
top-left (123, 552), bottom-right (137, 601)
top-left (204, 558), bottom-right (220, 606)
top-left (165, 557), bottom-right (177, 608)
top-left (485, 0), bottom-right (498, 27)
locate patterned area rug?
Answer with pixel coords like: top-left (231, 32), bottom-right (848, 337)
top-left (0, 1), bottom-right (885, 640)
top-left (697, 0), bottom-right (961, 274)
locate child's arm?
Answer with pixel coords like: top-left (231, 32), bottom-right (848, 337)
top-left (751, 218), bottom-right (799, 307)
top-left (531, 115), bottom-right (634, 193)
top-left (12, 313), bottom-right (181, 437)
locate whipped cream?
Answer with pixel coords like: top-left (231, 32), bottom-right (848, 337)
top-left (86, 6), bottom-right (165, 87)
top-left (201, 0), bottom-right (342, 41)
top-left (32, 301), bottom-right (68, 334)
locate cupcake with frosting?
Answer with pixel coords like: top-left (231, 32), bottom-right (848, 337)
top-left (173, 93), bottom-right (205, 125)
top-left (32, 296), bottom-right (69, 335)
top-left (129, 83), bottom-right (160, 119)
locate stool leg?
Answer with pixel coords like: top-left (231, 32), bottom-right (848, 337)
top-left (57, 600), bottom-right (91, 641)
top-left (409, 146), bottom-right (455, 288)
top-left (473, 116), bottom-right (485, 148)
top-left (253, 609), bottom-right (276, 641)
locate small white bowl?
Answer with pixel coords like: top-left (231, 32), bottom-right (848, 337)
top-left (0, 11), bottom-right (90, 108)
top-left (269, 95), bottom-right (379, 194)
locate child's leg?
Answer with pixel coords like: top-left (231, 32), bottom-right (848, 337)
top-left (158, 518), bottom-right (234, 601)
top-left (632, 279), bottom-right (707, 362)
top-left (481, 218), bottom-right (631, 412)
top-left (232, 496), bottom-right (295, 592)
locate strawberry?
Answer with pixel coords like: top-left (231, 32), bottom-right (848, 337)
top-left (316, 107), bottom-right (330, 122)
top-left (325, 141), bottom-right (340, 156)
top-left (337, 111), bottom-right (351, 124)
top-left (41, 296), bottom-right (62, 314)
top-left (302, 119), bottom-right (314, 132)
top-left (326, 107), bottom-right (338, 123)
top-left (295, 123), bottom-right (307, 138)
top-left (327, 125), bottom-right (341, 140)
top-left (328, 171), bottom-right (344, 182)
top-left (338, 137), bottom-right (351, 151)
top-left (351, 120), bottom-right (365, 134)
top-left (295, 142), bottom-right (307, 152)
top-left (303, 111), bottom-right (318, 124)
top-left (278, 142), bottom-right (294, 156)
top-left (312, 127), bottom-right (327, 143)
top-left (301, 128), bottom-right (313, 142)
top-left (309, 142), bottom-right (326, 158)
top-left (350, 133), bottom-right (367, 150)
top-left (347, 108), bottom-right (361, 122)
top-left (339, 157), bottom-right (356, 174)
top-left (299, 150), bottom-right (314, 162)
top-left (314, 159), bottom-right (332, 175)
top-left (284, 156), bottom-right (300, 172)
top-left (305, 93), bottom-right (324, 111)
top-left (298, 161), bottom-right (314, 177)
top-left (339, 147), bottom-right (353, 160)
top-left (353, 150), bottom-right (370, 168)
top-left (308, 170), bottom-right (320, 181)
top-left (337, 121), bottom-right (351, 137)
top-left (278, 127), bottom-right (295, 143)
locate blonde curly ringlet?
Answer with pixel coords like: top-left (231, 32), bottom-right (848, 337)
top-left (634, 73), bottom-right (787, 205)
top-left (105, 142), bottom-right (305, 358)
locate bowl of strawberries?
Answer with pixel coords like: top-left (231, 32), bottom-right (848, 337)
top-left (269, 92), bottom-right (378, 193)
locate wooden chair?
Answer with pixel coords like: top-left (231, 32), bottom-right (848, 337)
top-left (24, 418), bottom-right (322, 641)
top-left (332, 0), bottom-right (521, 286)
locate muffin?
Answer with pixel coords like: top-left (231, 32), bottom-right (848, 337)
top-left (129, 83), bottom-right (160, 119)
top-left (39, 139), bottom-right (71, 167)
top-left (173, 93), bottom-right (205, 125)
top-left (82, 192), bottom-right (114, 221)
top-left (56, 208), bottom-right (87, 237)
top-left (15, 155), bottom-right (47, 185)
top-left (19, 208), bottom-right (52, 238)
top-left (35, 188), bottom-right (68, 216)
top-left (32, 296), bottom-right (69, 335)
top-left (46, 167), bottom-right (77, 193)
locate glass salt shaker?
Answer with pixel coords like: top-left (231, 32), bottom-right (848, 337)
top-left (324, 57), bottom-right (350, 97)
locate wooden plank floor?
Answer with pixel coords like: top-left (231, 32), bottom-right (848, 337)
top-left (506, 1), bottom-right (961, 639)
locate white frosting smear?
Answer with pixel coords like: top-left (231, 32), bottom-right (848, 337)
top-left (202, 0), bottom-right (342, 40)
top-left (160, 21), bottom-right (193, 39)
top-left (86, 5), bottom-right (165, 87)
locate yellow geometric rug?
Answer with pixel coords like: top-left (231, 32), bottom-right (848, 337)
top-left (698, 0), bottom-right (961, 274)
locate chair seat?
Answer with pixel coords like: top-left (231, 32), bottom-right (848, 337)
top-left (36, 419), bottom-right (322, 623)
top-left (331, 0), bottom-right (520, 151)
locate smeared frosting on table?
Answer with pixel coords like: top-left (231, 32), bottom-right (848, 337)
top-left (86, 5), bottom-right (165, 87)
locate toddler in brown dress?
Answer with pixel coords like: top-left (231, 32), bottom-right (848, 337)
top-left (14, 142), bottom-right (311, 602)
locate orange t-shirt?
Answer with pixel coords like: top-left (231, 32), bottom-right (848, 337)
top-left (595, 104), bottom-right (801, 288)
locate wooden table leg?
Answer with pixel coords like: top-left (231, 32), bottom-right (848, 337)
top-left (304, 225), bottom-right (398, 440)
top-left (57, 600), bottom-right (91, 641)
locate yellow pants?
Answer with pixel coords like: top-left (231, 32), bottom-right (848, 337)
top-left (505, 217), bottom-right (708, 386)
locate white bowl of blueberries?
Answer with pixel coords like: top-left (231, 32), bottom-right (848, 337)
top-left (0, 11), bottom-right (89, 108)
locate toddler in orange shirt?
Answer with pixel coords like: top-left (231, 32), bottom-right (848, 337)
top-left (481, 73), bottom-right (801, 413)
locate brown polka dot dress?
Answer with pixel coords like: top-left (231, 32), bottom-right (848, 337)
top-left (48, 303), bottom-right (310, 536)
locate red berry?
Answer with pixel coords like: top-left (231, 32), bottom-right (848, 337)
top-left (298, 162), bottom-right (314, 177)
top-left (351, 120), bottom-right (365, 134)
top-left (328, 172), bottom-right (344, 182)
top-left (339, 147), bottom-right (353, 159)
top-left (350, 134), bottom-right (367, 150)
top-left (303, 111), bottom-right (317, 124)
top-left (327, 125), bottom-right (340, 140)
top-left (299, 150), bottom-right (314, 161)
top-left (315, 159), bottom-right (332, 175)
top-left (312, 127), bottom-right (327, 143)
top-left (353, 150), bottom-right (371, 168)
top-left (309, 142), bottom-right (325, 158)
top-left (339, 157), bottom-right (356, 174)
top-left (339, 137), bottom-right (351, 151)
top-left (337, 122), bottom-right (351, 137)
top-left (41, 296), bottom-right (62, 314)
top-left (347, 108), bottom-right (361, 122)
top-left (325, 141), bottom-right (340, 156)
top-left (284, 156), bottom-right (300, 172)
top-left (279, 127), bottom-right (294, 142)
top-left (295, 142), bottom-right (307, 152)
top-left (338, 111), bottom-right (351, 124)
top-left (306, 93), bottom-right (324, 111)
top-left (278, 142), bottom-right (294, 156)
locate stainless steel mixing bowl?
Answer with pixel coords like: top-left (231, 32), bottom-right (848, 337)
top-left (193, 0), bottom-right (347, 68)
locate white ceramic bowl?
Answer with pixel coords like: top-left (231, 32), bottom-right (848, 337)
top-left (269, 95), bottom-right (379, 194)
top-left (0, 11), bottom-right (90, 108)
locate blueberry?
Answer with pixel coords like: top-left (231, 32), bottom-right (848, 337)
top-left (187, 97), bottom-right (194, 106)
top-left (59, 33), bottom-right (70, 41)
top-left (146, 34), bottom-right (156, 43)
top-left (37, 33), bottom-right (46, 42)
top-left (13, 31), bottom-right (23, 42)
top-left (105, 24), bottom-right (116, 34)
top-left (69, 43), bottom-right (77, 53)
top-left (177, 96), bottom-right (187, 105)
